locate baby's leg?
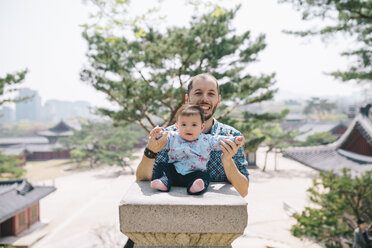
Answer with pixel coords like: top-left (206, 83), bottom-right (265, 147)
top-left (151, 163), bottom-right (173, 192)
top-left (186, 170), bottom-right (210, 195)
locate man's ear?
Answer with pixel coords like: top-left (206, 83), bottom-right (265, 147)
top-left (201, 123), bottom-right (205, 130)
top-left (175, 123), bottom-right (178, 130)
top-left (217, 94), bottom-right (221, 106)
top-left (185, 94), bottom-right (189, 103)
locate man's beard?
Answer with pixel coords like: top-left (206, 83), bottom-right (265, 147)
top-left (204, 105), bottom-right (217, 121)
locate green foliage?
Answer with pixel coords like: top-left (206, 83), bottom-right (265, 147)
top-left (0, 123), bottom-right (47, 137)
top-left (61, 121), bottom-right (146, 169)
top-left (292, 169), bottom-right (372, 247)
top-left (81, 2), bottom-right (277, 136)
top-left (299, 131), bottom-right (337, 146)
top-left (0, 69), bottom-right (30, 106)
top-left (0, 70), bottom-right (29, 178)
top-left (260, 122), bottom-right (300, 171)
top-left (262, 122), bottom-right (300, 151)
top-left (0, 152), bottom-right (25, 179)
top-left (279, 0), bottom-right (372, 83)
top-left (222, 109), bottom-right (291, 152)
top-left (303, 97), bottom-right (337, 120)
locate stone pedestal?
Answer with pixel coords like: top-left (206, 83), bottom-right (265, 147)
top-left (119, 181), bottom-right (248, 247)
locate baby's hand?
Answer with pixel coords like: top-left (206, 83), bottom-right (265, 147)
top-left (234, 136), bottom-right (245, 146)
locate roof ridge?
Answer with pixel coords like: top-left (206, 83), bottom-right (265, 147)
top-left (0, 183), bottom-right (18, 195)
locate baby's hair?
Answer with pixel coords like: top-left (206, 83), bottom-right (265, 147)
top-left (175, 104), bottom-right (205, 123)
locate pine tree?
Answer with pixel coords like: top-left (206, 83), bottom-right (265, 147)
top-left (0, 70), bottom-right (28, 179)
top-left (279, 0), bottom-right (372, 83)
top-left (0, 69), bottom-right (29, 107)
top-left (61, 121), bottom-right (146, 172)
top-left (292, 169), bottom-right (372, 247)
top-left (81, 4), bottom-right (277, 136)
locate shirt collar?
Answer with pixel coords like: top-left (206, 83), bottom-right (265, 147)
top-left (205, 118), bottom-right (219, 135)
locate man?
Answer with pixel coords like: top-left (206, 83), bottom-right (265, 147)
top-left (353, 218), bottom-right (372, 248)
top-left (136, 73), bottom-right (249, 197)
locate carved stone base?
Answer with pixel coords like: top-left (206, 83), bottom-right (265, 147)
top-left (127, 232), bottom-right (239, 247)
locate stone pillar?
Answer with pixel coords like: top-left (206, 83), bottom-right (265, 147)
top-left (119, 181), bottom-right (248, 248)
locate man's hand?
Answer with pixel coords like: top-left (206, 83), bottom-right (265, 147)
top-left (136, 127), bottom-right (168, 181)
top-left (219, 135), bottom-right (243, 162)
top-left (147, 126), bottom-right (168, 153)
top-left (219, 135), bottom-right (248, 197)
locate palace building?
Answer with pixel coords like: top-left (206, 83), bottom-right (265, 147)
top-left (284, 104), bottom-right (372, 176)
top-left (0, 179), bottom-right (56, 237)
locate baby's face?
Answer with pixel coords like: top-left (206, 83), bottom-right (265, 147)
top-left (176, 114), bottom-right (204, 141)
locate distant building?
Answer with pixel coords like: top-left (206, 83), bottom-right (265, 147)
top-left (346, 105), bottom-right (357, 119)
top-left (0, 137), bottom-right (49, 148)
top-left (294, 121), bottom-right (349, 142)
top-left (281, 113), bottom-right (306, 132)
top-left (0, 120), bottom-right (74, 161)
top-left (281, 112), bottom-right (350, 142)
top-left (15, 88), bottom-right (42, 122)
top-left (284, 104), bottom-right (372, 176)
top-left (0, 107), bottom-right (15, 124)
top-left (0, 179), bottom-right (56, 237)
top-left (43, 100), bottom-right (91, 122)
top-left (37, 120), bottom-right (74, 144)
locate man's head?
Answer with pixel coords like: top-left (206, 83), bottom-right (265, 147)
top-left (186, 73), bottom-right (221, 121)
top-left (175, 104), bottom-right (205, 141)
top-left (357, 218), bottom-right (368, 230)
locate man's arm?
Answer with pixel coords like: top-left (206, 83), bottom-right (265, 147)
top-left (136, 127), bottom-right (168, 181)
top-left (220, 139), bottom-right (249, 197)
top-left (136, 156), bottom-right (156, 181)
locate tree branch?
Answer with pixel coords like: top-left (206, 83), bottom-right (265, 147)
top-left (144, 112), bottom-right (157, 128)
top-left (354, 10), bottom-right (372, 20)
top-left (216, 101), bottom-right (240, 119)
top-left (138, 119), bottom-right (151, 133)
top-left (129, 59), bottom-right (173, 111)
top-left (165, 102), bottom-right (184, 127)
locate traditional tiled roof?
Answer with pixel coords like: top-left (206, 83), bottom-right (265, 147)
top-left (49, 120), bottom-right (72, 132)
top-left (284, 107), bottom-right (372, 175)
top-left (281, 120), bottom-right (350, 141)
top-left (37, 120), bottom-right (74, 137)
top-left (36, 130), bottom-right (74, 137)
top-left (295, 122), bottom-right (341, 141)
top-left (284, 146), bottom-right (372, 176)
top-left (333, 113), bottom-right (372, 148)
top-left (0, 137), bottom-right (49, 147)
top-left (0, 179), bottom-right (56, 223)
top-left (0, 143), bottom-right (66, 155)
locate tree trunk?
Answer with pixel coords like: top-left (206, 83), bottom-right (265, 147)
top-left (262, 151), bottom-right (269, 172)
top-left (274, 149), bottom-right (278, 171)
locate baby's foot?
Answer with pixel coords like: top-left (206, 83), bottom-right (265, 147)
top-left (189, 179), bottom-right (205, 193)
top-left (151, 179), bottom-right (168, 191)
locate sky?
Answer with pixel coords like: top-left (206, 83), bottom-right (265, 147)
top-left (0, 0), bottom-right (364, 109)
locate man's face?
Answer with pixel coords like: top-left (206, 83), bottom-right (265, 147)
top-left (175, 114), bottom-right (204, 141)
top-left (186, 78), bottom-right (221, 121)
top-left (360, 223), bottom-right (367, 230)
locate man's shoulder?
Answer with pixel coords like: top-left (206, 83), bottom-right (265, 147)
top-left (213, 119), bottom-right (242, 136)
